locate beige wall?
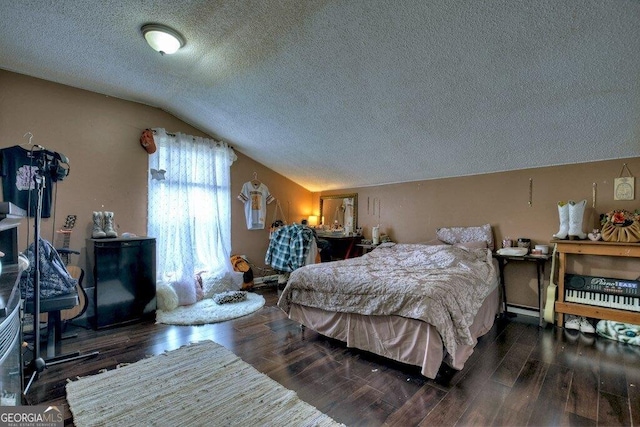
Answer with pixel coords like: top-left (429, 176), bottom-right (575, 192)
top-left (0, 70), bottom-right (311, 277)
top-left (231, 151), bottom-right (312, 270)
top-left (2, 70), bottom-right (639, 310)
top-left (323, 157), bottom-right (640, 308)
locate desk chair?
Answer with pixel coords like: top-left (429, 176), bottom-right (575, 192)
top-left (24, 265), bottom-right (98, 366)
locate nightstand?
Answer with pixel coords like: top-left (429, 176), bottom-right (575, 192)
top-left (356, 243), bottom-right (379, 255)
top-left (492, 252), bottom-right (552, 326)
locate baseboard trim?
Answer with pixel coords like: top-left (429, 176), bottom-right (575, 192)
top-left (507, 305), bottom-right (538, 318)
top-left (253, 275), bottom-right (278, 287)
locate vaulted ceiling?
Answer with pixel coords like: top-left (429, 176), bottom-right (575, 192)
top-left (1, 0), bottom-right (638, 191)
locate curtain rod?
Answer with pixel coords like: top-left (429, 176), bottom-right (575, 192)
top-left (149, 128), bottom-right (233, 149)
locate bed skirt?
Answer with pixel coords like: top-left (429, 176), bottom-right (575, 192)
top-left (287, 285), bottom-right (500, 378)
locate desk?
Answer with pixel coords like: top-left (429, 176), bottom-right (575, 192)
top-left (493, 252), bottom-right (552, 326)
top-left (316, 234), bottom-right (362, 259)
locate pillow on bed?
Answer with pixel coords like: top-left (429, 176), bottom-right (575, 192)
top-left (436, 224), bottom-right (494, 250)
top-left (454, 240), bottom-right (488, 250)
top-left (418, 238), bottom-right (447, 246)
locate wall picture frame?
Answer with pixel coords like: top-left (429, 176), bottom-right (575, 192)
top-left (614, 176), bottom-right (635, 201)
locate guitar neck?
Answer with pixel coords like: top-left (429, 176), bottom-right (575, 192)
top-left (58, 230), bottom-right (72, 247)
top-left (543, 244), bottom-right (558, 324)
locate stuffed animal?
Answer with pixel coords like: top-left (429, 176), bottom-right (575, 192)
top-left (230, 255), bottom-right (254, 289)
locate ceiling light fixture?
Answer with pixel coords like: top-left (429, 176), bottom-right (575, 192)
top-left (141, 24), bottom-right (185, 55)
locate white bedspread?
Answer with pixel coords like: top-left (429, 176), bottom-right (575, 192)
top-left (278, 243), bottom-right (497, 357)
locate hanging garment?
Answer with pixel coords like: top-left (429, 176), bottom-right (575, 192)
top-left (265, 224), bottom-right (316, 272)
top-left (237, 181), bottom-right (274, 230)
top-left (0, 145), bottom-right (53, 217)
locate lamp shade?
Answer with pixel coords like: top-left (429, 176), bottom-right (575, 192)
top-left (307, 215), bottom-right (319, 226)
top-left (142, 24), bottom-right (185, 55)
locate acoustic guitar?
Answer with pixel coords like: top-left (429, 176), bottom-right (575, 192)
top-left (543, 243), bottom-right (558, 324)
top-left (57, 214), bottom-right (76, 264)
top-left (56, 215), bottom-right (88, 321)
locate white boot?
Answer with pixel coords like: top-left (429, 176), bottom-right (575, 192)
top-left (103, 211), bottom-right (118, 238)
top-left (553, 202), bottom-right (569, 239)
top-left (92, 211), bottom-right (106, 238)
top-left (568, 199), bottom-right (587, 240)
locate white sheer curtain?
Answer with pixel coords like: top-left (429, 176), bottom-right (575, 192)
top-left (147, 128), bottom-right (238, 294)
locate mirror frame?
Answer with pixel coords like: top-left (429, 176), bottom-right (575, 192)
top-left (319, 193), bottom-right (358, 229)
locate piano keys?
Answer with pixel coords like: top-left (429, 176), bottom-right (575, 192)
top-left (565, 289), bottom-right (640, 312)
top-left (565, 273), bottom-right (640, 313)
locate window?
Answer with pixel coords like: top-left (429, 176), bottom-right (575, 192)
top-left (147, 129), bottom-right (237, 291)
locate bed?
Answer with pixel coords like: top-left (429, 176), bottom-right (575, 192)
top-left (277, 226), bottom-right (500, 379)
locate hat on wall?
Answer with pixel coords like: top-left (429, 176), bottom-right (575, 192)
top-left (140, 129), bottom-right (157, 154)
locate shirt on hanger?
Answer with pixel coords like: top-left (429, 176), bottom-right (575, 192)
top-left (237, 181), bottom-right (274, 230)
top-left (0, 146), bottom-right (53, 218)
top-left (265, 224), bottom-right (316, 272)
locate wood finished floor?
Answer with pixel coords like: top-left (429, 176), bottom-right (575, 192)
top-left (24, 287), bottom-right (640, 426)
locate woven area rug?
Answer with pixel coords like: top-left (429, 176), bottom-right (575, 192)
top-left (156, 292), bottom-right (265, 325)
top-left (66, 340), bottom-right (343, 427)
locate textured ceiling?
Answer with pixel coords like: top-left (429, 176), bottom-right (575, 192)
top-left (0, 0), bottom-right (638, 191)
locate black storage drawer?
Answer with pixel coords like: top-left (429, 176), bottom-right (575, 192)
top-left (86, 237), bottom-right (156, 329)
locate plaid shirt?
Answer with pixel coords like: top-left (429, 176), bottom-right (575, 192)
top-left (265, 224), bottom-right (315, 272)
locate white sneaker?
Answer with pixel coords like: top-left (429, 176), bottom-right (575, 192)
top-left (579, 317), bottom-right (595, 334)
top-left (565, 315), bottom-right (580, 331)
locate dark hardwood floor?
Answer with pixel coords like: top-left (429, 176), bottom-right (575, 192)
top-left (24, 287), bottom-right (640, 426)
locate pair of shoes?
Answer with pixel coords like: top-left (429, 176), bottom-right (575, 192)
top-left (564, 315), bottom-right (595, 334)
top-left (553, 199), bottom-right (587, 239)
top-left (564, 326), bottom-right (595, 345)
top-left (92, 211), bottom-right (118, 238)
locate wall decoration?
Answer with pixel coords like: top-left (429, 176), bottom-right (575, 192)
top-left (614, 164), bottom-right (635, 201)
top-left (237, 172), bottom-right (275, 230)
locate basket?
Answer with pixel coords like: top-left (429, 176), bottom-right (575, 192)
top-left (601, 220), bottom-right (640, 243)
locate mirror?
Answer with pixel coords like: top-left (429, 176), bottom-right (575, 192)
top-left (319, 193), bottom-right (358, 235)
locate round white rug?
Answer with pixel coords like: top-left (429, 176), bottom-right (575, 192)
top-left (156, 292), bottom-right (265, 325)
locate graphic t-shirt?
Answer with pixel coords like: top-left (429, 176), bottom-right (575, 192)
top-left (0, 146), bottom-right (52, 217)
top-left (237, 181), bottom-right (274, 229)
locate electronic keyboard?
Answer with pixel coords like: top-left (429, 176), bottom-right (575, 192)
top-left (565, 274), bottom-right (640, 312)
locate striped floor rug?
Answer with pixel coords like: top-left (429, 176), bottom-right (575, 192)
top-left (66, 340), bottom-right (343, 427)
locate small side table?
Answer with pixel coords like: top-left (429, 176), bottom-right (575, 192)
top-left (492, 252), bottom-right (552, 326)
top-left (356, 243), bottom-right (379, 255)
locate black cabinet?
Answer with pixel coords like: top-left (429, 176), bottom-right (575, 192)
top-left (86, 237), bottom-right (156, 329)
